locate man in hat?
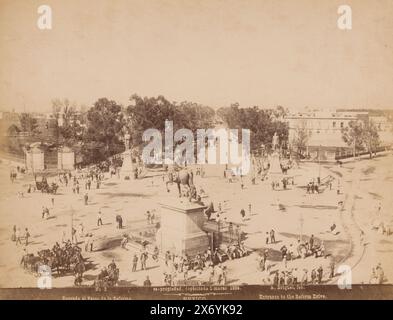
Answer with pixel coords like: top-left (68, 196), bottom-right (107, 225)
top-left (97, 210), bottom-right (103, 226)
top-left (24, 228), bottom-right (30, 246)
top-left (132, 254), bottom-right (138, 272)
top-left (143, 276), bottom-right (152, 287)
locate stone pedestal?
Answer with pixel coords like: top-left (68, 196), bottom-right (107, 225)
top-left (58, 147), bottom-right (75, 171)
top-left (25, 146), bottom-right (45, 172)
top-left (120, 150), bottom-right (134, 179)
top-left (157, 199), bottom-right (209, 256)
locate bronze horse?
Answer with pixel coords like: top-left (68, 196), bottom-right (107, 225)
top-left (165, 169), bottom-right (196, 200)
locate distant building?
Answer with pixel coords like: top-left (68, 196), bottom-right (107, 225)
top-left (286, 110), bottom-right (392, 161)
top-left (0, 111), bottom-right (20, 136)
top-left (0, 111), bottom-right (58, 138)
top-left (30, 112), bottom-right (58, 137)
top-left (369, 115), bottom-right (393, 147)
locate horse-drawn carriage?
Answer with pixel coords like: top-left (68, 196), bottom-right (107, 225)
top-left (94, 267), bottom-right (120, 291)
top-left (34, 176), bottom-right (58, 194)
top-left (20, 244), bottom-right (85, 282)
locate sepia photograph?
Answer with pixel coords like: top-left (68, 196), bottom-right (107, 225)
top-left (0, 0), bottom-right (393, 302)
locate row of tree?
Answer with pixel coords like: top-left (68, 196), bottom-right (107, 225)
top-left (6, 96), bottom-right (289, 164)
top-left (342, 119), bottom-right (381, 158)
top-left (47, 95), bottom-right (216, 164)
top-left (50, 96), bottom-right (289, 164)
top-left (8, 96), bottom-right (384, 164)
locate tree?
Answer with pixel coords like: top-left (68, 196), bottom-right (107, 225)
top-left (341, 119), bottom-right (380, 158)
top-left (341, 120), bottom-right (365, 157)
top-left (7, 124), bottom-right (21, 136)
top-left (19, 113), bottom-right (39, 135)
top-left (52, 98), bottom-right (84, 146)
top-left (291, 120), bottom-right (310, 157)
top-left (82, 98), bottom-right (124, 163)
top-left (217, 104), bottom-right (288, 152)
top-left (126, 94), bottom-right (215, 151)
top-left (362, 120), bottom-right (380, 158)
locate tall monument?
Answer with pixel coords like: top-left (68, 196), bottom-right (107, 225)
top-left (272, 132), bottom-right (279, 150)
top-left (120, 131), bottom-right (134, 179)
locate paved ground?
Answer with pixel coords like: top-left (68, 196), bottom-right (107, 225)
top-left (0, 153), bottom-right (392, 288)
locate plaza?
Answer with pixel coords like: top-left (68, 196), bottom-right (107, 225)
top-left (0, 150), bottom-right (392, 288)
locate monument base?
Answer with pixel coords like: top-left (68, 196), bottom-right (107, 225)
top-left (158, 199), bottom-right (209, 257)
top-left (120, 150), bottom-right (134, 179)
top-left (157, 229), bottom-right (210, 257)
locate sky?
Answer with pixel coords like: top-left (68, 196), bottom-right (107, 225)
top-left (0, 0), bottom-right (393, 112)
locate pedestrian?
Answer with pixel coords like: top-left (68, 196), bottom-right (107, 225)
top-left (24, 228), bottom-right (30, 246)
top-left (265, 232), bottom-right (269, 244)
top-left (15, 228), bottom-right (21, 246)
top-left (42, 206), bottom-right (46, 219)
top-left (309, 234), bottom-right (314, 250)
top-left (121, 234), bottom-right (128, 248)
top-left (132, 254), bottom-right (138, 272)
top-left (273, 272), bottom-right (279, 287)
top-left (84, 193), bottom-right (88, 205)
top-left (76, 184), bottom-right (80, 194)
top-left (375, 263), bottom-right (384, 284)
top-left (228, 223), bottom-right (234, 240)
top-left (165, 251), bottom-right (170, 266)
top-left (62, 230), bottom-right (67, 244)
top-left (240, 209), bottom-right (245, 220)
top-left (311, 269), bottom-right (317, 284)
top-left (248, 204), bottom-right (252, 216)
top-left (97, 211), bottom-right (103, 226)
top-left (317, 266), bottom-right (323, 284)
top-left (283, 254), bottom-right (287, 268)
top-left (78, 223), bottom-right (84, 238)
top-left (140, 251), bottom-right (148, 270)
top-left (89, 235), bottom-right (94, 251)
top-left (301, 269), bottom-right (308, 285)
top-left (329, 260), bottom-right (335, 279)
top-left (84, 235), bottom-right (91, 252)
top-left (143, 276), bottom-right (152, 286)
top-left (117, 215), bottom-right (123, 229)
top-left (360, 230), bottom-right (365, 246)
top-left (270, 229), bottom-right (275, 244)
top-left (11, 225), bottom-right (16, 242)
top-left (108, 259), bottom-right (117, 271)
top-left (146, 211), bottom-right (151, 224)
top-left (149, 212), bottom-right (155, 225)
top-left (72, 227), bottom-right (78, 244)
top-left (260, 255), bottom-right (266, 271)
top-left (45, 207), bottom-right (50, 219)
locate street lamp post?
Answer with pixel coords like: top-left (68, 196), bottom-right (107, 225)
top-left (70, 206), bottom-right (74, 244)
top-left (299, 210), bottom-right (304, 243)
top-left (318, 144), bottom-right (322, 182)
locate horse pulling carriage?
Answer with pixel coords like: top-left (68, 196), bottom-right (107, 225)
top-left (34, 176), bottom-right (58, 194)
top-left (94, 267), bottom-right (120, 291)
top-left (20, 243), bottom-right (85, 284)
